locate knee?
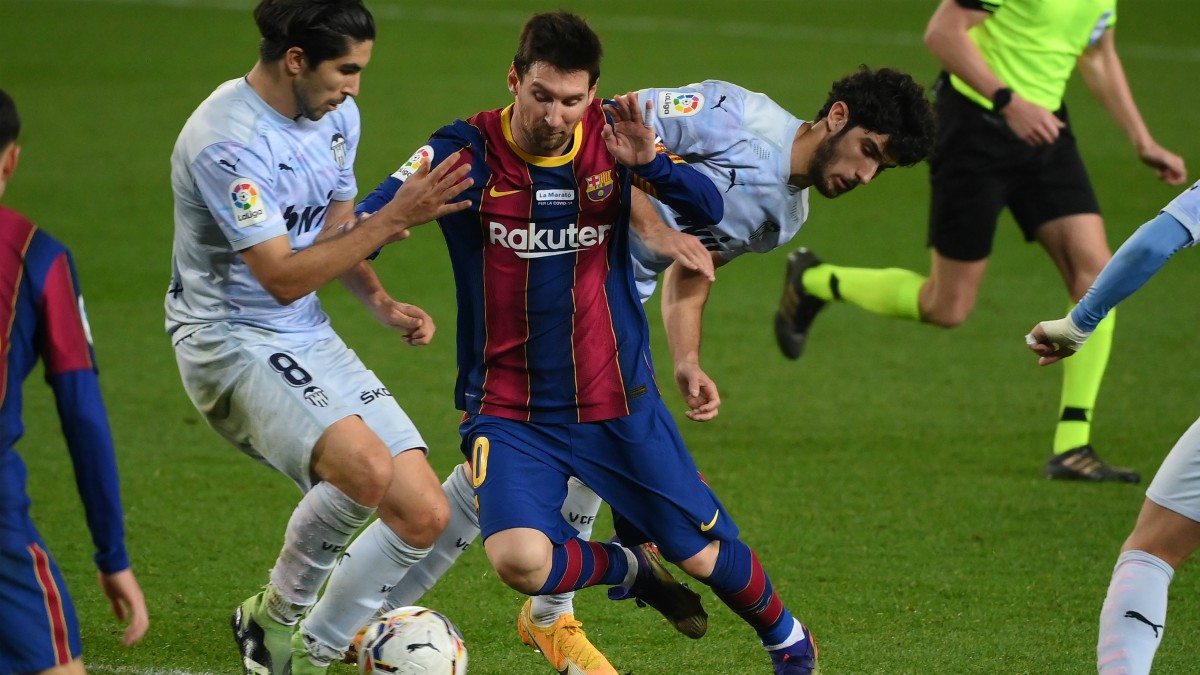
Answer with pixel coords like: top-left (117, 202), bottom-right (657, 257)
top-left (675, 540), bottom-right (721, 579)
top-left (487, 552), bottom-right (546, 594)
top-left (921, 302), bottom-right (970, 328)
top-left (403, 498), bottom-right (451, 549)
top-left (377, 481), bottom-right (451, 548)
top-left (485, 537), bottom-right (550, 594)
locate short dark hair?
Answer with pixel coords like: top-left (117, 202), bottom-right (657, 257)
top-left (0, 89), bottom-right (19, 150)
top-left (254, 0), bottom-right (375, 68)
top-left (816, 66), bottom-right (936, 166)
top-left (513, 11), bottom-right (602, 87)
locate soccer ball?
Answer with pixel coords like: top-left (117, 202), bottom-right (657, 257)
top-left (358, 606), bottom-right (468, 674)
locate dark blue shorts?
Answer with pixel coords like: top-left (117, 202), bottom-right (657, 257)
top-left (460, 401), bottom-right (739, 562)
top-left (0, 521), bottom-right (81, 672)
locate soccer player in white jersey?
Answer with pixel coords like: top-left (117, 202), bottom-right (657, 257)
top-left (367, 68), bottom-right (935, 674)
top-left (165, 2), bottom-right (471, 674)
top-left (1028, 181), bottom-right (1200, 675)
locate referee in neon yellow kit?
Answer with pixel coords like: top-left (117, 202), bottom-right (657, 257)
top-left (776, 0), bottom-right (1188, 481)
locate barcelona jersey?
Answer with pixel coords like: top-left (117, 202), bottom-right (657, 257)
top-left (359, 100), bottom-right (721, 423)
top-left (0, 206), bottom-right (127, 572)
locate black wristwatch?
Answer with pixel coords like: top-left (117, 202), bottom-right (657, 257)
top-left (991, 87), bottom-right (1013, 113)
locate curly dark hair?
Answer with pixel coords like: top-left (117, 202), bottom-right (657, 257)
top-left (816, 66), bottom-right (935, 166)
top-left (513, 11), bottom-right (603, 87)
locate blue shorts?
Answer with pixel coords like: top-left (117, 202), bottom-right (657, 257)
top-left (460, 401), bottom-right (739, 561)
top-left (0, 521), bottom-right (81, 672)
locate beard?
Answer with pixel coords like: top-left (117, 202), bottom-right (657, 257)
top-left (524, 126), bottom-right (570, 154)
top-left (810, 127), bottom-right (856, 198)
top-left (293, 79), bottom-right (334, 122)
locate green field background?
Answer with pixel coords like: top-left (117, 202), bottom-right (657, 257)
top-left (2, 1), bottom-right (1199, 673)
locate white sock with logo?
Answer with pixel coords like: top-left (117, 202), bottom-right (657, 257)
top-left (383, 462), bottom-right (481, 611)
top-left (267, 481), bottom-right (374, 624)
top-left (530, 477), bottom-right (603, 626)
top-left (304, 518), bottom-right (432, 654)
top-left (1098, 550), bottom-right (1174, 675)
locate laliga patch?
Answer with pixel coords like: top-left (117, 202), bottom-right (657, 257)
top-left (658, 91), bottom-right (704, 118)
top-left (228, 178), bottom-right (268, 228)
top-left (392, 145), bottom-right (435, 182)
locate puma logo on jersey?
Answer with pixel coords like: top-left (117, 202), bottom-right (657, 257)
top-left (488, 221), bottom-right (612, 258)
top-left (726, 168), bottom-right (745, 193)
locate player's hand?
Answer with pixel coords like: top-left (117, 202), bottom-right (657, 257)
top-left (644, 229), bottom-right (715, 282)
top-left (1001, 95), bottom-right (1064, 146)
top-left (373, 299), bottom-right (436, 346)
top-left (97, 568), bottom-right (149, 647)
top-left (384, 149), bottom-right (473, 241)
top-left (1138, 141), bottom-right (1188, 186)
top-left (601, 92), bottom-right (656, 167)
top-left (675, 361), bottom-right (720, 421)
top-left (1025, 316), bottom-right (1091, 366)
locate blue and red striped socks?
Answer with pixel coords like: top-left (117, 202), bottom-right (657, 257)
top-left (536, 538), bottom-right (631, 594)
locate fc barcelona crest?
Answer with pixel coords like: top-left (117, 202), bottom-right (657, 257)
top-left (585, 170), bottom-right (614, 202)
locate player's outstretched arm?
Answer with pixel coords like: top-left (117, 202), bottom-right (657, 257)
top-left (608, 95), bottom-right (723, 226)
top-left (371, 149), bottom-right (474, 242)
top-left (1027, 208), bottom-right (1194, 365)
top-left (97, 568), bottom-right (149, 647)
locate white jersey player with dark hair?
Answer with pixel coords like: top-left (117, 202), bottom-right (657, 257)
top-left (1027, 180), bottom-right (1200, 675)
top-left (166, 1), bottom-right (472, 674)
top-left (365, 71), bottom-right (935, 674)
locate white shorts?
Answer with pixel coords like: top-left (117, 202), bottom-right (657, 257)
top-left (1146, 416), bottom-right (1200, 523)
top-left (174, 322), bottom-right (425, 492)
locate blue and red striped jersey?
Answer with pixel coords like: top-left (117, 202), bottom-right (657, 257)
top-left (0, 206), bottom-right (128, 573)
top-left (360, 100), bottom-right (722, 423)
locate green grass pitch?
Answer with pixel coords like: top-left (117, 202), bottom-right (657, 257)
top-left (2, 0), bottom-right (1199, 673)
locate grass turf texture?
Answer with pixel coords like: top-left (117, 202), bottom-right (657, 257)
top-left (3, 0), bottom-right (1199, 672)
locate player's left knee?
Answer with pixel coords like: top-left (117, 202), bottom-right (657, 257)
top-left (677, 540), bottom-right (721, 579)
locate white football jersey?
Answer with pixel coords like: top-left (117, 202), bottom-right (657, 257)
top-left (166, 77), bottom-right (359, 339)
top-left (631, 80), bottom-right (809, 301)
top-left (1163, 179), bottom-right (1200, 245)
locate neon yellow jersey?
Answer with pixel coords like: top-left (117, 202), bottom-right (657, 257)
top-left (950, 0), bottom-right (1116, 111)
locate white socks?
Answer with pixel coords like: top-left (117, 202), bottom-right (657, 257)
top-left (383, 462), bottom-right (481, 611)
top-left (1098, 550), bottom-right (1174, 675)
top-left (303, 518), bottom-right (432, 652)
top-left (267, 481), bottom-right (374, 624)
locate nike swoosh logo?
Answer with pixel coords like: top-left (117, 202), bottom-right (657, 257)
top-left (699, 510), bottom-right (719, 532)
top-left (489, 186), bottom-right (523, 198)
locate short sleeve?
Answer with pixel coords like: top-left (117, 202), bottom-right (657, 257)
top-left (191, 142), bottom-right (287, 251)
